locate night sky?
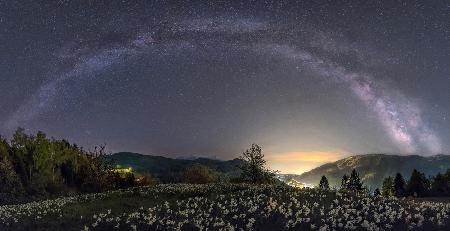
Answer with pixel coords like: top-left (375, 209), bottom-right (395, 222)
top-left (1, 1), bottom-right (449, 173)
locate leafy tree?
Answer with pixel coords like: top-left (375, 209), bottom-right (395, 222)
top-left (393, 173), bottom-right (406, 197)
top-left (10, 128), bottom-right (34, 186)
top-left (348, 169), bottom-right (363, 191)
top-left (0, 157), bottom-right (24, 197)
top-left (81, 145), bottom-right (117, 192)
top-left (407, 169), bottom-right (429, 197)
top-left (33, 131), bottom-right (64, 193)
top-left (182, 165), bottom-right (217, 184)
top-left (382, 176), bottom-right (395, 197)
top-left (319, 175), bottom-right (330, 190)
top-left (239, 144), bottom-right (276, 184)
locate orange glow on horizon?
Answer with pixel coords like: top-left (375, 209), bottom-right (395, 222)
top-left (267, 151), bottom-right (344, 174)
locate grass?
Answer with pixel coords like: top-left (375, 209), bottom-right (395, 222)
top-left (1, 184), bottom-right (450, 230)
top-left (1, 184), bottom-right (243, 230)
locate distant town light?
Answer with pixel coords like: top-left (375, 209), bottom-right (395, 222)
top-left (113, 166), bottom-right (133, 173)
top-left (286, 179), bottom-right (314, 189)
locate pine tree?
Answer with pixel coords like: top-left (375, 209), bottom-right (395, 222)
top-left (407, 169), bottom-right (429, 197)
top-left (431, 172), bottom-right (448, 196)
top-left (393, 173), bottom-right (406, 197)
top-left (319, 175), bottom-right (330, 190)
top-left (341, 174), bottom-right (349, 190)
top-left (374, 188), bottom-right (381, 196)
top-left (382, 176), bottom-right (395, 197)
top-left (348, 169), bottom-right (363, 191)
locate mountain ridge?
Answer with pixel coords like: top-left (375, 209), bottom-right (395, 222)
top-left (291, 153), bottom-right (450, 189)
top-left (110, 152), bottom-right (450, 188)
top-left (108, 152), bottom-right (243, 182)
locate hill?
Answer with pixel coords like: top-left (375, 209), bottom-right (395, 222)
top-left (287, 154), bottom-right (450, 189)
top-left (108, 152), bottom-right (243, 182)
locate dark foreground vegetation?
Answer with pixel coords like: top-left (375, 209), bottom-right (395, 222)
top-left (0, 128), bottom-right (143, 204)
top-left (1, 184), bottom-right (450, 231)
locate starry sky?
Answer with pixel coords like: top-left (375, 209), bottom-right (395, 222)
top-left (0, 0), bottom-right (449, 173)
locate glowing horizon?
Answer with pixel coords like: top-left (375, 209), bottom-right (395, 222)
top-left (267, 151), bottom-right (346, 175)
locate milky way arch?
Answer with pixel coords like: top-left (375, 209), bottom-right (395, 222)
top-left (5, 17), bottom-right (441, 154)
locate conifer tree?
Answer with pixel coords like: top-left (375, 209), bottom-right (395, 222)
top-left (394, 173), bottom-right (406, 197)
top-left (319, 175), bottom-right (330, 190)
top-left (407, 169), bottom-right (429, 197)
top-left (382, 176), bottom-right (395, 197)
top-left (431, 172), bottom-right (448, 196)
top-left (373, 188), bottom-right (381, 196)
top-left (341, 174), bottom-right (349, 190)
top-left (348, 169), bottom-right (363, 191)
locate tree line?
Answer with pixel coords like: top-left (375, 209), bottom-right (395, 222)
top-left (317, 168), bottom-right (450, 198)
top-left (381, 169), bottom-right (450, 198)
top-left (318, 169), bottom-right (365, 192)
top-left (0, 128), bottom-right (142, 204)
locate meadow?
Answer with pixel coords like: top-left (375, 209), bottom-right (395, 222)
top-left (1, 184), bottom-right (449, 231)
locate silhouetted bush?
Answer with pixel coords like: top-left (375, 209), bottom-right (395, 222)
top-left (182, 165), bottom-right (218, 184)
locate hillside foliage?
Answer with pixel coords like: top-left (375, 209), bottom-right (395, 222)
top-left (0, 128), bottom-right (139, 203)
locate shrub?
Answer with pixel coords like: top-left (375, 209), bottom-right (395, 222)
top-left (182, 165), bottom-right (217, 184)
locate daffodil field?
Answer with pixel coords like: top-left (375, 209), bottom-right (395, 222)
top-left (0, 184), bottom-right (449, 231)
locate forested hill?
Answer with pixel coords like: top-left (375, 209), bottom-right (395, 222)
top-left (293, 154), bottom-right (450, 189)
top-left (108, 152), bottom-right (243, 182)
